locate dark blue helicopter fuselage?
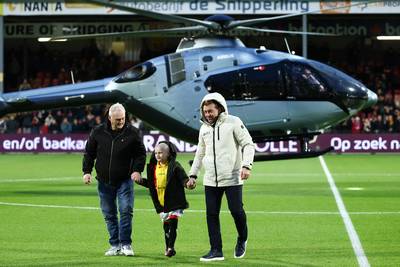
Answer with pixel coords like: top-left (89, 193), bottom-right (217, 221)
top-left (0, 39), bottom-right (377, 144)
top-left (109, 42), bottom-right (376, 143)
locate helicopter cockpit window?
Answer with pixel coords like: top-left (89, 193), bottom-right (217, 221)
top-left (288, 64), bottom-right (328, 98)
top-left (114, 62), bottom-right (156, 83)
top-left (205, 62), bottom-right (285, 101)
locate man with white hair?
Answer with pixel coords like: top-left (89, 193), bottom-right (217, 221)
top-left (82, 103), bottom-right (146, 256)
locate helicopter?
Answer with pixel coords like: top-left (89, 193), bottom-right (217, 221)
top-left (0, 0), bottom-right (378, 160)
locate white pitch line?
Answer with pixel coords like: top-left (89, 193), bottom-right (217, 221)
top-left (319, 156), bottom-right (370, 267)
top-left (0, 201), bottom-right (399, 215)
top-left (1, 172), bottom-right (398, 183)
top-left (252, 172), bottom-right (399, 177)
top-left (0, 201), bottom-right (100, 210)
top-left (0, 177), bottom-right (78, 183)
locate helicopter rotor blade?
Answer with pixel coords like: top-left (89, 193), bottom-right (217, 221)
top-left (236, 26), bottom-right (337, 36)
top-left (87, 0), bottom-right (220, 30)
top-left (43, 26), bottom-right (208, 42)
top-left (227, 1), bottom-right (378, 29)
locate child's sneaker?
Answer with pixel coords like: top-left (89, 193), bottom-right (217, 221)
top-left (165, 248), bottom-right (176, 257)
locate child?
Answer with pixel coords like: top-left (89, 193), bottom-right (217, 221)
top-left (135, 141), bottom-right (196, 257)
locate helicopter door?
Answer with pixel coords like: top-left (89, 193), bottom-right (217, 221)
top-left (236, 63), bottom-right (289, 135)
top-left (204, 62), bottom-right (289, 134)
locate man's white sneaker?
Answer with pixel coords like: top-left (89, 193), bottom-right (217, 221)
top-left (121, 244), bottom-right (134, 256)
top-left (105, 245), bottom-right (121, 256)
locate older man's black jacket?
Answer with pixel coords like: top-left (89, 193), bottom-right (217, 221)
top-left (82, 122), bottom-right (146, 185)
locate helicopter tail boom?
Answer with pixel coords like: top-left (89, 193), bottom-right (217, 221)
top-left (0, 78), bottom-right (121, 116)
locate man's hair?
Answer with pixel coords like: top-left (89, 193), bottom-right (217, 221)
top-left (202, 100), bottom-right (225, 112)
top-left (109, 103), bottom-right (126, 117)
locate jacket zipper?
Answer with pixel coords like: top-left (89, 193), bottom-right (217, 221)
top-left (106, 129), bottom-right (124, 184)
top-left (217, 126), bottom-right (220, 141)
top-left (213, 126), bottom-right (218, 187)
top-left (108, 140), bottom-right (114, 184)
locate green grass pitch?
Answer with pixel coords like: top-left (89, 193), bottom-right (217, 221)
top-left (0, 153), bottom-right (399, 266)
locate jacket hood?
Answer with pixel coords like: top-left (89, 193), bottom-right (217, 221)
top-left (149, 141), bottom-right (178, 165)
top-left (200, 92), bottom-right (228, 123)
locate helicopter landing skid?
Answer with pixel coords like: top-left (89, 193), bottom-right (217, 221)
top-left (253, 146), bottom-right (333, 161)
top-left (188, 146), bottom-right (333, 165)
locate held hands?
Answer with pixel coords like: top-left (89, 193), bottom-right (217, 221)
top-left (83, 174), bottom-right (92, 185)
top-left (159, 212), bottom-right (168, 221)
top-left (186, 177), bottom-right (196, 190)
top-left (240, 167), bottom-right (251, 180)
top-left (131, 171), bottom-right (142, 183)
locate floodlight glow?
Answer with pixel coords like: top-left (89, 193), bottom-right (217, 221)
top-left (38, 37), bottom-right (51, 42)
top-left (377, 36), bottom-right (400, 40)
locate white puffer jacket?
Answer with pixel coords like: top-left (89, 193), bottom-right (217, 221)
top-left (189, 93), bottom-right (255, 187)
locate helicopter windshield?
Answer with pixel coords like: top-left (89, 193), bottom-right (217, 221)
top-left (306, 60), bottom-right (369, 110)
top-left (114, 62), bottom-right (156, 83)
top-left (308, 60), bottom-right (368, 98)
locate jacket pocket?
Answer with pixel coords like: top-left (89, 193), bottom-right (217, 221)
top-left (217, 151), bottom-right (236, 176)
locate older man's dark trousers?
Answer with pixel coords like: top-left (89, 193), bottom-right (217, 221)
top-left (205, 185), bottom-right (247, 251)
top-left (98, 179), bottom-right (134, 246)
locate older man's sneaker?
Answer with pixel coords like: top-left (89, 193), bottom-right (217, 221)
top-left (234, 239), bottom-right (247, 258)
top-left (200, 249), bottom-right (224, 261)
top-left (121, 244), bottom-right (134, 256)
top-left (104, 245), bottom-right (121, 256)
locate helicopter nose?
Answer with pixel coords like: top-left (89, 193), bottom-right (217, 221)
top-left (364, 89), bottom-right (378, 109)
